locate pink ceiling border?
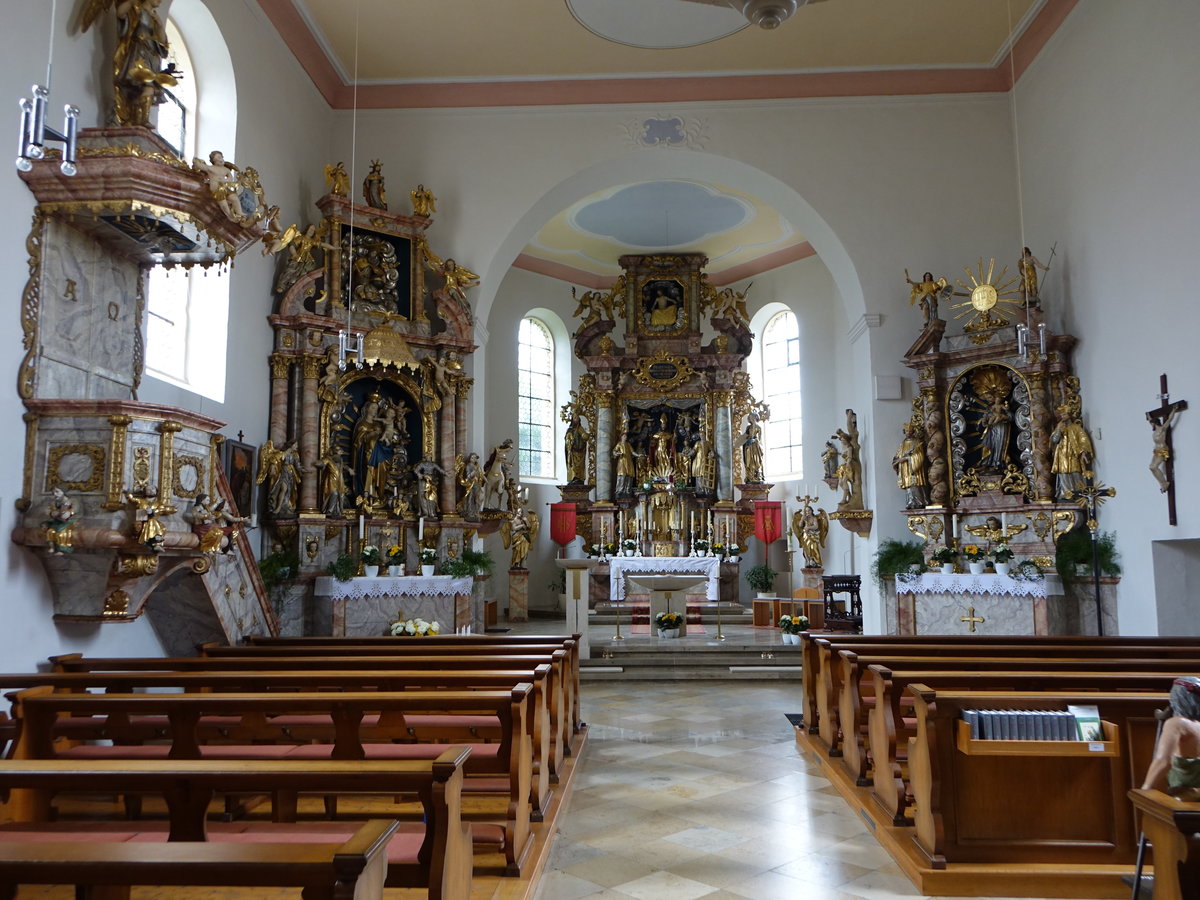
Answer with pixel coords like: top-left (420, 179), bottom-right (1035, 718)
top-left (259, 0), bottom-right (1080, 110)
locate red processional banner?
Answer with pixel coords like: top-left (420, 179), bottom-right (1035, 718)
top-left (549, 502), bottom-right (577, 547)
top-left (754, 501), bottom-right (783, 544)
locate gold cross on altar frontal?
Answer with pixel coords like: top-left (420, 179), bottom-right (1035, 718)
top-left (960, 607), bottom-right (985, 633)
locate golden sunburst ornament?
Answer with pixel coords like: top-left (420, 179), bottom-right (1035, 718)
top-left (949, 258), bottom-right (1023, 332)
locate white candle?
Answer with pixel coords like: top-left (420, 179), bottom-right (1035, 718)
top-left (418, 517), bottom-right (424, 540)
top-left (951, 515), bottom-right (958, 539)
top-left (1000, 513), bottom-right (1008, 534)
top-left (358, 514), bottom-right (365, 540)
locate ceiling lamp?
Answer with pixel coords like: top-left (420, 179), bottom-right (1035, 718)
top-left (734, 0), bottom-right (798, 29)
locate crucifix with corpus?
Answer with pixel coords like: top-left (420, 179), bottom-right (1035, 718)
top-left (1147, 373), bottom-right (1187, 526)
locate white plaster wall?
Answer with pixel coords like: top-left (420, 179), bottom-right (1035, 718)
top-left (0, 0), bottom-right (334, 669)
top-left (1015, 1), bottom-right (1200, 634)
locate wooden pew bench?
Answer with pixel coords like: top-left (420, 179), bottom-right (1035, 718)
top-left (800, 633), bottom-right (1200, 739)
top-left (8, 686), bottom-right (534, 876)
top-left (810, 637), bottom-right (1200, 757)
top-left (3, 664), bottom-right (556, 821)
top-left (834, 651), bottom-right (1200, 789)
top-left (53, 650), bottom-right (574, 787)
top-left (0, 751), bottom-right (474, 899)
top-left (1128, 788), bottom-right (1200, 900)
top-left (863, 667), bottom-right (1181, 824)
top-left (905, 686), bottom-right (1167, 868)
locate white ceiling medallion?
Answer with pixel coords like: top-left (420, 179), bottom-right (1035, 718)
top-left (567, 0), bottom-right (747, 50)
top-left (622, 115), bottom-right (710, 150)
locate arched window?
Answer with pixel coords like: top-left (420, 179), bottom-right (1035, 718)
top-left (759, 309), bottom-right (803, 478)
top-left (144, 6), bottom-right (233, 403)
top-left (518, 317), bottom-right (555, 478)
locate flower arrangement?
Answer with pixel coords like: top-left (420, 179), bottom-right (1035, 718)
top-left (361, 544), bottom-right (381, 566)
top-left (725, 543), bottom-right (740, 558)
top-left (655, 611), bottom-right (683, 631)
top-left (621, 538), bottom-right (637, 551)
top-left (693, 539), bottom-right (710, 553)
top-left (1011, 559), bottom-right (1044, 581)
top-left (961, 544), bottom-right (986, 562)
top-left (991, 543), bottom-right (1014, 563)
top-left (386, 544), bottom-right (404, 562)
top-left (419, 547), bottom-right (438, 565)
top-left (931, 546), bottom-right (956, 564)
top-left (778, 614), bottom-right (810, 634)
top-left (390, 617), bottom-right (441, 636)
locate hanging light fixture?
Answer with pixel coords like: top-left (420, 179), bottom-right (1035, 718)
top-left (15, 1), bottom-right (78, 176)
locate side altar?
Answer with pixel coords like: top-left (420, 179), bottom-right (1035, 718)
top-left (555, 253), bottom-right (773, 601)
top-left (313, 574), bottom-right (474, 637)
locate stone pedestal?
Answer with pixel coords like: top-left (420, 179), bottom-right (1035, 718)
top-left (508, 568), bottom-right (529, 622)
top-left (556, 558), bottom-right (598, 659)
top-left (799, 567), bottom-right (824, 591)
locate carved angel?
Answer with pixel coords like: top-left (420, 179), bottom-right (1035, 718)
top-left (82, 0), bottom-right (179, 127)
top-left (500, 488), bottom-right (540, 570)
top-left (792, 502), bottom-right (829, 569)
top-left (423, 244), bottom-right (479, 304)
top-left (571, 287), bottom-right (613, 331)
top-left (324, 161), bottom-right (349, 196)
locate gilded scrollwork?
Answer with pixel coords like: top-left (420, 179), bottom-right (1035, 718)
top-left (630, 350), bottom-right (696, 392)
top-left (103, 590), bottom-right (131, 616)
top-left (116, 554), bottom-right (159, 577)
top-left (104, 416), bottom-right (133, 510)
top-left (173, 454), bottom-right (205, 499)
top-left (270, 354), bottom-right (292, 380)
top-left (132, 272), bottom-right (146, 396)
top-left (18, 212), bottom-right (45, 400)
top-left (133, 445), bottom-right (152, 491)
top-left (46, 444), bottom-right (106, 493)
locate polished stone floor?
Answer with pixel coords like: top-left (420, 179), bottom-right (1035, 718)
top-left (514, 619), bottom-right (1106, 900)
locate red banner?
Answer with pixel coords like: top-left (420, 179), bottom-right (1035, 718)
top-left (549, 502), bottom-right (577, 547)
top-left (754, 501), bottom-right (783, 544)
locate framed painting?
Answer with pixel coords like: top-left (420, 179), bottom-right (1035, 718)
top-left (221, 439), bottom-right (258, 519)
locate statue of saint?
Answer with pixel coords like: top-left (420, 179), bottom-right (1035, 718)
top-left (737, 413), bottom-right (765, 484)
top-left (612, 427), bottom-right (637, 497)
top-left (564, 414), bottom-right (589, 485)
top-left (892, 422), bottom-right (929, 509)
top-left (483, 438), bottom-right (517, 511)
top-left (836, 409), bottom-right (864, 510)
top-left (501, 487), bottom-right (539, 569)
top-left (1019, 246), bottom-right (1050, 306)
top-left (455, 452), bottom-right (485, 521)
top-left (1148, 407), bottom-right (1181, 493)
top-left (1051, 401), bottom-right (1094, 499)
top-left (83, 0), bottom-right (179, 127)
top-left (43, 487), bottom-right (77, 555)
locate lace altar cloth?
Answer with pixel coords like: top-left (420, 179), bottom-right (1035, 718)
top-left (314, 575), bottom-right (473, 600)
top-left (609, 555), bottom-right (721, 604)
top-left (895, 572), bottom-right (1048, 598)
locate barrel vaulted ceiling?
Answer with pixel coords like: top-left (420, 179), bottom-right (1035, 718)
top-left (255, 0), bottom-right (1074, 283)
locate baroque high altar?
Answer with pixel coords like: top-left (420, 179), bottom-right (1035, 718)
top-left (559, 253), bottom-right (770, 601)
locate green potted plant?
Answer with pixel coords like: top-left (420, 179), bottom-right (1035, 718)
top-left (1055, 528), bottom-right (1120, 587)
top-left (870, 539), bottom-right (925, 585)
top-left (961, 543), bottom-right (986, 574)
top-left (360, 544), bottom-right (381, 576)
top-left (991, 543), bottom-right (1014, 575)
top-left (930, 545), bottom-right (956, 573)
top-left (693, 538), bottom-right (710, 556)
top-left (620, 538), bottom-right (637, 556)
top-left (258, 548), bottom-right (299, 594)
top-left (440, 548), bottom-right (494, 579)
top-left (326, 552), bottom-right (357, 583)
top-left (654, 611), bottom-right (683, 637)
top-left (746, 563), bottom-right (777, 597)
top-left (418, 546), bottom-right (438, 576)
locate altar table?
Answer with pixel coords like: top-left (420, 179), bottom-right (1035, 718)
top-left (893, 571), bottom-right (1065, 635)
top-left (314, 575), bottom-right (474, 636)
top-left (608, 555), bottom-right (721, 604)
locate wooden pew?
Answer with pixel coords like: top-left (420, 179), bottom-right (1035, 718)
top-left (53, 650), bottom-right (573, 786)
top-left (0, 750), bottom-right (475, 898)
top-left (1128, 788), bottom-right (1200, 900)
top-left (811, 637), bottom-right (1200, 756)
top-left (3, 665), bottom-right (556, 821)
top-left (905, 686), bottom-right (1166, 868)
top-left (835, 652), bottom-right (1200, 788)
top-left (864, 668), bottom-right (1180, 824)
top-left (0, 819), bottom-right (396, 900)
top-left (196, 641), bottom-right (581, 757)
top-left (229, 635), bottom-right (585, 737)
top-left (9, 686), bottom-right (534, 876)
top-left (800, 633), bottom-right (1200, 737)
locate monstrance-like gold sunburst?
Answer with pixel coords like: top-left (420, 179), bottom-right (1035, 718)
top-left (949, 258), bottom-right (1023, 332)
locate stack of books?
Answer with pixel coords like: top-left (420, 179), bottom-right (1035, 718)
top-left (961, 705), bottom-right (1102, 741)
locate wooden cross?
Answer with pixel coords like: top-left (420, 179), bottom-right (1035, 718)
top-left (1147, 373), bottom-right (1188, 526)
top-left (960, 607), bottom-right (985, 633)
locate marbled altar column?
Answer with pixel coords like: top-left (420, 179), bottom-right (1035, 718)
top-left (921, 383), bottom-right (949, 507)
top-left (298, 355), bottom-right (321, 513)
top-left (595, 392), bottom-right (613, 500)
top-left (268, 354), bottom-right (290, 446)
top-left (1027, 371), bottom-right (1054, 501)
top-left (714, 394), bottom-right (733, 501)
top-left (508, 568), bottom-right (529, 622)
top-left (439, 386), bottom-right (457, 515)
top-left (454, 379), bottom-right (470, 468)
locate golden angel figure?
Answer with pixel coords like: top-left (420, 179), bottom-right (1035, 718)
top-left (904, 269), bottom-right (950, 325)
top-left (411, 184), bottom-right (437, 217)
top-left (791, 501), bottom-right (829, 569)
top-left (501, 488), bottom-right (540, 570)
top-left (324, 161), bottom-right (349, 196)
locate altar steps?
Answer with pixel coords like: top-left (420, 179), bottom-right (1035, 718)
top-left (588, 601), bottom-right (753, 627)
top-left (579, 636), bottom-right (801, 682)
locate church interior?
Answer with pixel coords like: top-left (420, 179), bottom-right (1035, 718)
top-left (0, 1), bottom-right (1197, 898)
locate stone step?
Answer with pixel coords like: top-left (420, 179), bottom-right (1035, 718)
top-left (580, 641), bottom-right (802, 681)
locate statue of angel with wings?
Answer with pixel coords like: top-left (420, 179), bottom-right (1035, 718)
top-left (500, 486), bottom-right (540, 570)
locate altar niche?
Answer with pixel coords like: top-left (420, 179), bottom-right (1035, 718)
top-left (330, 376), bottom-right (422, 516)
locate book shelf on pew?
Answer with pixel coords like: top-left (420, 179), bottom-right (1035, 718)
top-left (955, 719), bottom-right (1118, 756)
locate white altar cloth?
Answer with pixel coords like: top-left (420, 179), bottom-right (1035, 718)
top-left (894, 572), bottom-right (1053, 598)
top-left (315, 575), bottom-right (473, 600)
top-left (609, 556), bottom-right (721, 603)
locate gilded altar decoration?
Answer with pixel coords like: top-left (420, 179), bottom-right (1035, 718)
top-left (363, 160), bottom-right (387, 210)
top-left (571, 286), bottom-right (616, 332)
top-left (501, 486), bottom-right (539, 570)
top-left (904, 268), bottom-right (951, 326)
top-left (324, 162), bottom-right (349, 196)
top-left (792, 495), bottom-right (828, 569)
top-left (737, 412), bottom-right (765, 484)
top-left (257, 440), bottom-right (301, 518)
top-left (189, 491), bottom-right (250, 554)
top-left (42, 487), bottom-right (77, 555)
top-left (1018, 246), bottom-right (1052, 307)
top-left (948, 258), bottom-right (1023, 333)
top-left (1050, 380), bottom-right (1094, 500)
top-left (563, 414), bottom-right (591, 485)
top-left (631, 350), bottom-right (697, 392)
top-left (81, 0), bottom-right (179, 127)
top-left (483, 438), bottom-right (518, 512)
top-left (190, 151), bottom-right (271, 229)
top-left (46, 444), bottom-right (106, 493)
top-left (639, 278), bottom-right (687, 333)
top-left (455, 452), bottom-right (485, 521)
top-left (411, 184), bottom-right (436, 217)
top-left (893, 417), bottom-right (929, 509)
top-left (699, 276), bottom-right (749, 326)
top-left (835, 409), bottom-right (864, 511)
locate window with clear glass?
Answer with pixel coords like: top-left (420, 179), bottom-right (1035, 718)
top-left (518, 317), bottom-right (554, 478)
top-left (760, 310), bottom-right (803, 478)
top-left (159, 19), bottom-right (196, 160)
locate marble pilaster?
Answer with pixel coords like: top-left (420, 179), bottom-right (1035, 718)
top-left (268, 355), bottom-right (290, 446)
top-left (298, 355), bottom-right (320, 513)
top-left (508, 568), bottom-right (529, 622)
top-left (439, 388), bottom-right (457, 514)
top-left (595, 398), bottom-right (613, 501)
top-left (715, 402), bottom-right (733, 501)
